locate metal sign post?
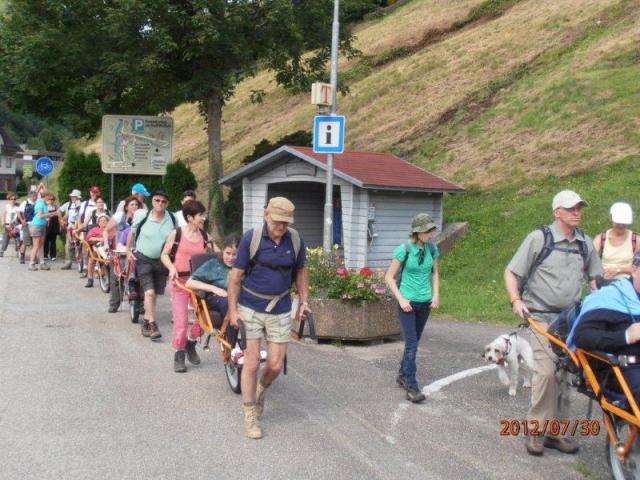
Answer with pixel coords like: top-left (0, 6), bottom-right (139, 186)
top-left (323, 0), bottom-right (340, 254)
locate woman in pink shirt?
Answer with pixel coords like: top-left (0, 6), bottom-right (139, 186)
top-left (161, 200), bottom-right (210, 373)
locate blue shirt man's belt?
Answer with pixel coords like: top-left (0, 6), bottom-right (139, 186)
top-left (242, 285), bottom-right (290, 313)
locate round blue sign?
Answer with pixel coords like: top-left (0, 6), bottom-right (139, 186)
top-left (35, 157), bottom-right (54, 177)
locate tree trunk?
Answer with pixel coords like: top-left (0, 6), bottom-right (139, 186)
top-left (206, 94), bottom-right (225, 242)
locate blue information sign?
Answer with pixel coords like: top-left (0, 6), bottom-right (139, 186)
top-left (313, 115), bottom-right (345, 154)
top-left (35, 156), bottom-right (54, 177)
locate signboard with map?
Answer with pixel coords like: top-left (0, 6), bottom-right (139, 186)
top-left (101, 115), bottom-right (174, 175)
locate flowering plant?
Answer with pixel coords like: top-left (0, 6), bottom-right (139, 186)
top-left (306, 246), bottom-right (389, 302)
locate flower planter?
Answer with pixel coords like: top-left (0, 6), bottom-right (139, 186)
top-left (295, 298), bottom-right (400, 341)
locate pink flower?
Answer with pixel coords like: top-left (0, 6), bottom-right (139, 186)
top-left (371, 283), bottom-right (378, 289)
top-left (336, 267), bottom-right (348, 277)
top-left (357, 282), bottom-right (364, 289)
top-left (341, 293), bottom-right (348, 299)
top-left (360, 267), bottom-right (373, 276)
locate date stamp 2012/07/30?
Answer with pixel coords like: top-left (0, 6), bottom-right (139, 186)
top-left (500, 419), bottom-right (601, 437)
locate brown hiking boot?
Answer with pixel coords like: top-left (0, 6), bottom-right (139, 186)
top-left (141, 320), bottom-right (152, 337)
top-left (526, 434), bottom-right (545, 456)
top-left (243, 404), bottom-right (262, 439)
top-left (149, 322), bottom-right (162, 341)
top-left (255, 381), bottom-right (269, 419)
top-left (544, 436), bottom-right (579, 454)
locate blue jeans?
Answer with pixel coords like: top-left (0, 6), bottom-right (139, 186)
top-left (398, 301), bottom-right (431, 389)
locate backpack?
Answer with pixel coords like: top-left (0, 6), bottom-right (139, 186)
top-left (134, 210), bottom-right (177, 248)
top-left (246, 222), bottom-right (301, 285)
top-left (519, 225), bottom-right (588, 295)
top-left (23, 202), bottom-right (35, 222)
top-left (396, 241), bottom-right (437, 288)
top-left (168, 226), bottom-right (211, 263)
top-left (598, 230), bottom-right (637, 259)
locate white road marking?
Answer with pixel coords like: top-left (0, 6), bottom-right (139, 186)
top-left (422, 364), bottom-right (497, 396)
top-left (385, 364), bottom-right (497, 444)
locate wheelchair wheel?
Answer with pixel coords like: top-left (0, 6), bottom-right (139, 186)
top-left (129, 301), bottom-right (141, 324)
top-left (607, 420), bottom-right (640, 480)
top-left (98, 266), bottom-right (110, 293)
top-left (225, 361), bottom-right (242, 394)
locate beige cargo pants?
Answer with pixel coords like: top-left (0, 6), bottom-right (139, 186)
top-left (527, 317), bottom-right (571, 430)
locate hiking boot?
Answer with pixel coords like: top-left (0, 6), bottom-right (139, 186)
top-left (255, 381), bottom-right (270, 419)
top-left (396, 373), bottom-right (408, 390)
top-left (39, 263), bottom-right (50, 271)
top-left (61, 262), bottom-right (72, 270)
top-left (141, 320), bottom-right (152, 337)
top-left (19, 253), bottom-right (25, 264)
top-left (174, 350), bottom-right (187, 373)
top-left (107, 305), bottom-right (119, 313)
top-left (28, 264), bottom-right (38, 271)
top-left (544, 436), bottom-right (579, 454)
top-left (185, 340), bottom-right (200, 365)
top-left (526, 434), bottom-right (545, 456)
top-left (149, 322), bottom-right (162, 341)
top-left (243, 404), bottom-right (263, 439)
top-left (406, 386), bottom-right (426, 403)
top-left (85, 278), bottom-right (94, 288)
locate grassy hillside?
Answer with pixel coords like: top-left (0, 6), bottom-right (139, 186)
top-left (439, 154), bottom-right (640, 323)
top-left (79, 0), bottom-right (640, 323)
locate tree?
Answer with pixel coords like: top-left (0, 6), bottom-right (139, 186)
top-left (0, 1), bottom-right (357, 240)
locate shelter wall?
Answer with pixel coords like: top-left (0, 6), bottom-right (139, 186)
top-left (365, 191), bottom-right (443, 269)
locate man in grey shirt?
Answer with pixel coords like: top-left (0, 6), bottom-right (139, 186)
top-left (504, 190), bottom-right (602, 456)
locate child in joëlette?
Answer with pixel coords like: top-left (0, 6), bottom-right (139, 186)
top-left (87, 214), bottom-right (114, 257)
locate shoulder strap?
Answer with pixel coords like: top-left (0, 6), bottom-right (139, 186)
top-left (520, 226), bottom-right (554, 294)
top-left (599, 231), bottom-right (606, 258)
top-left (249, 223), bottom-right (264, 261)
top-left (168, 227), bottom-right (182, 262)
top-left (135, 210), bottom-right (152, 240)
top-left (288, 226), bottom-right (301, 260)
top-left (575, 228), bottom-right (588, 266)
top-left (199, 228), bottom-right (210, 249)
top-left (168, 210), bottom-right (177, 229)
top-left (633, 232), bottom-right (637, 252)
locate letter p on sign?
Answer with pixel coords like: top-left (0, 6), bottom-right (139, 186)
top-left (132, 119), bottom-right (145, 132)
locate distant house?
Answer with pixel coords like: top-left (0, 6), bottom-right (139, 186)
top-left (0, 127), bottom-right (21, 192)
top-left (219, 145), bottom-right (464, 269)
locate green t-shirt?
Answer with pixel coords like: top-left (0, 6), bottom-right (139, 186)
top-left (131, 209), bottom-right (176, 259)
top-left (393, 241), bottom-right (440, 303)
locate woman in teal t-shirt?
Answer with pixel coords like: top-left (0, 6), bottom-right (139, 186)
top-left (385, 213), bottom-right (440, 403)
top-left (29, 189), bottom-right (55, 271)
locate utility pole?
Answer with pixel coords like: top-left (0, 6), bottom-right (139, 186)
top-left (323, 0), bottom-right (340, 254)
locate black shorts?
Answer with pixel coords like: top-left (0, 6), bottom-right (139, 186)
top-left (135, 252), bottom-right (168, 295)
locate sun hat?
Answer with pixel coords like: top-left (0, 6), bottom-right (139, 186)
top-left (29, 185), bottom-right (37, 194)
top-left (610, 202), bottom-right (633, 225)
top-left (552, 190), bottom-right (588, 210)
top-left (96, 213), bottom-right (109, 221)
top-left (131, 183), bottom-right (150, 197)
top-left (69, 189), bottom-right (81, 198)
top-left (267, 197), bottom-right (295, 223)
top-left (410, 213), bottom-right (437, 234)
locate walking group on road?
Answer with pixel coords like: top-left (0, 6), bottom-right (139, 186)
top-left (3, 182), bottom-right (639, 454)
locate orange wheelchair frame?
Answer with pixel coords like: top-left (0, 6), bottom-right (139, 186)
top-left (81, 239), bottom-right (111, 293)
top-left (529, 317), bottom-right (640, 476)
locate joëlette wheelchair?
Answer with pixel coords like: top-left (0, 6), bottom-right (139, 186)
top-left (81, 239), bottom-right (110, 293)
top-left (110, 249), bottom-right (144, 322)
top-left (529, 317), bottom-right (640, 478)
top-left (174, 253), bottom-right (317, 394)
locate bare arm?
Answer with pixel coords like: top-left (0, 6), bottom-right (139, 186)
top-left (227, 267), bottom-right (244, 327)
top-left (431, 261), bottom-right (440, 309)
top-left (184, 278), bottom-right (228, 297)
top-left (294, 267), bottom-right (311, 319)
top-left (504, 268), bottom-right (529, 319)
top-left (160, 230), bottom-right (177, 280)
top-left (384, 259), bottom-right (412, 312)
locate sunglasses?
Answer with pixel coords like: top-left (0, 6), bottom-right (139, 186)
top-left (418, 248), bottom-right (425, 266)
top-left (153, 198), bottom-right (168, 204)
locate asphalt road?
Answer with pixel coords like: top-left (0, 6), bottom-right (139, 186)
top-left (0, 252), bottom-right (610, 480)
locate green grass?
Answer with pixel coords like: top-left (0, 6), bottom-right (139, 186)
top-left (437, 154), bottom-right (640, 324)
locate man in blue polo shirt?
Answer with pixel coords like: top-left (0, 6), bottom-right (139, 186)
top-left (228, 196), bottom-right (311, 439)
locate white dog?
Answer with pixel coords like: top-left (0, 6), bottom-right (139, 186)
top-left (483, 332), bottom-right (534, 396)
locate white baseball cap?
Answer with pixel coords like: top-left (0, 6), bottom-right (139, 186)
top-left (610, 202), bottom-right (633, 225)
top-left (552, 190), bottom-right (588, 210)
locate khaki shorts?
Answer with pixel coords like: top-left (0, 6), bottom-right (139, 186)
top-left (238, 305), bottom-right (291, 343)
